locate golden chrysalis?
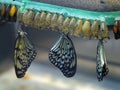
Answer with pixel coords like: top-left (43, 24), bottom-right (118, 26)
top-left (22, 9), bottom-right (29, 26)
top-left (73, 19), bottom-right (83, 37)
top-left (40, 11), bottom-right (47, 29)
top-left (26, 9), bottom-right (35, 27)
top-left (34, 11), bottom-right (41, 29)
top-left (69, 17), bottom-right (77, 35)
top-left (57, 14), bottom-right (64, 31)
top-left (9, 5), bottom-right (17, 21)
top-left (1, 4), bottom-right (6, 18)
top-left (51, 13), bottom-right (58, 30)
top-left (62, 17), bottom-right (71, 34)
top-left (82, 20), bottom-right (91, 38)
top-left (91, 20), bottom-right (99, 39)
top-left (17, 8), bottom-right (23, 23)
top-left (45, 12), bottom-right (52, 29)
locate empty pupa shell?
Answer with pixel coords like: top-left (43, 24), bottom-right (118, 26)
top-left (17, 8), bottom-right (23, 23)
top-left (118, 21), bottom-right (120, 33)
top-left (91, 20), bottom-right (99, 39)
top-left (9, 5), bottom-right (17, 18)
top-left (40, 11), bottom-right (47, 29)
top-left (22, 9), bottom-right (29, 26)
top-left (57, 14), bottom-right (64, 31)
top-left (34, 11), bottom-right (41, 29)
top-left (113, 20), bottom-right (120, 39)
top-left (99, 21), bottom-right (109, 39)
top-left (26, 10), bottom-right (35, 26)
top-left (62, 17), bottom-right (71, 34)
top-left (82, 20), bottom-right (91, 38)
top-left (51, 13), bottom-right (58, 30)
top-left (0, 4), bottom-right (6, 17)
top-left (73, 19), bottom-right (83, 37)
top-left (69, 17), bottom-right (77, 35)
top-left (45, 12), bottom-right (52, 29)
top-left (113, 21), bottom-right (118, 33)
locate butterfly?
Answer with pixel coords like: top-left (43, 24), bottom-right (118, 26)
top-left (14, 30), bottom-right (37, 78)
top-left (96, 39), bottom-right (109, 81)
top-left (49, 34), bottom-right (77, 77)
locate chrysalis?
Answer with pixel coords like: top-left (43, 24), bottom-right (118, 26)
top-left (51, 13), bottom-right (58, 30)
top-left (91, 20), bottom-right (99, 39)
top-left (22, 9), bottom-right (29, 26)
top-left (34, 11), bottom-right (41, 29)
top-left (73, 19), bottom-right (83, 37)
top-left (62, 17), bottom-right (71, 34)
top-left (96, 39), bottom-right (109, 81)
top-left (82, 20), bottom-right (91, 38)
top-left (57, 14), bottom-right (64, 31)
top-left (14, 30), bottom-right (37, 78)
top-left (17, 8), bottom-right (23, 23)
top-left (99, 21), bottom-right (109, 39)
top-left (113, 20), bottom-right (120, 39)
top-left (9, 5), bottom-right (17, 21)
top-left (49, 34), bottom-right (77, 77)
top-left (45, 12), bottom-right (52, 29)
top-left (0, 4), bottom-right (6, 19)
top-left (9, 5), bottom-right (17, 17)
top-left (40, 11), bottom-right (47, 29)
top-left (69, 17), bottom-right (77, 35)
top-left (26, 9), bottom-right (35, 27)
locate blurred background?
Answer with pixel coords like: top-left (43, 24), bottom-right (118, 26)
top-left (0, 0), bottom-right (120, 90)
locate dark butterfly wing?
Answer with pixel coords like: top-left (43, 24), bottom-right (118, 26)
top-left (96, 39), bottom-right (109, 81)
top-left (49, 34), bottom-right (77, 77)
top-left (14, 31), bottom-right (37, 78)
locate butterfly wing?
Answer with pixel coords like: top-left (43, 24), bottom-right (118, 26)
top-left (14, 31), bottom-right (36, 78)
top-left (96, 40), bottom-right (109, 81)
top-left (49, 34), bottom-right (77, 77)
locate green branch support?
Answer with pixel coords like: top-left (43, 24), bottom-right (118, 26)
top-left (1, 0), bottom-right (120, 25)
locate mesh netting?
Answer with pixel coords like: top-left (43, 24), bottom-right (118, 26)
top-left (34, 0), bottom-right (120, 12)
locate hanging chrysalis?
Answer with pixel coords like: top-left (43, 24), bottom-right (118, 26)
top-left (62, 17), bottom-right (71, 34)
top-left (22, 9), bottom-right (29, 26)
top-left (40, 11), bottom-right (47, 29)
top-left (82, 20), bottom-right (91, 38)
top-left (9, 5), bottom-right (17, 17)
top-left (49, 34), bottom-right (77, 77)
top-left (17, 8), bottom-right (23, 23)
top-left (99, 21), bottom-right (109, 39)
top-left (45, 12), bottom-right (52, 29)
top-left (57, 14), bottom-right (64, 31)
top-left (91, 20), bottom-right (99, 39)
top-left (9, 5), bottom-right (17, 21)
top-left (73, 19), bottom-right (83, 37)
top-left (96, 39), bottom-right (109, 81)
top-left (34, 11), bottom-right (41, 29)
top-left (14, 30), bottom-right (37, 78)
top-left (69, 17), bottom-right (77, 35)
top-left (118, 21), bottom-right (120, 36)
top-left (26, 9), bottom-right (35, 27)
top-left (51, 13), bottom-right (58, 30)
top-left (113, 20), bottom-right (120, 39)
top-left (0, 4), bottom-right (6, 19)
